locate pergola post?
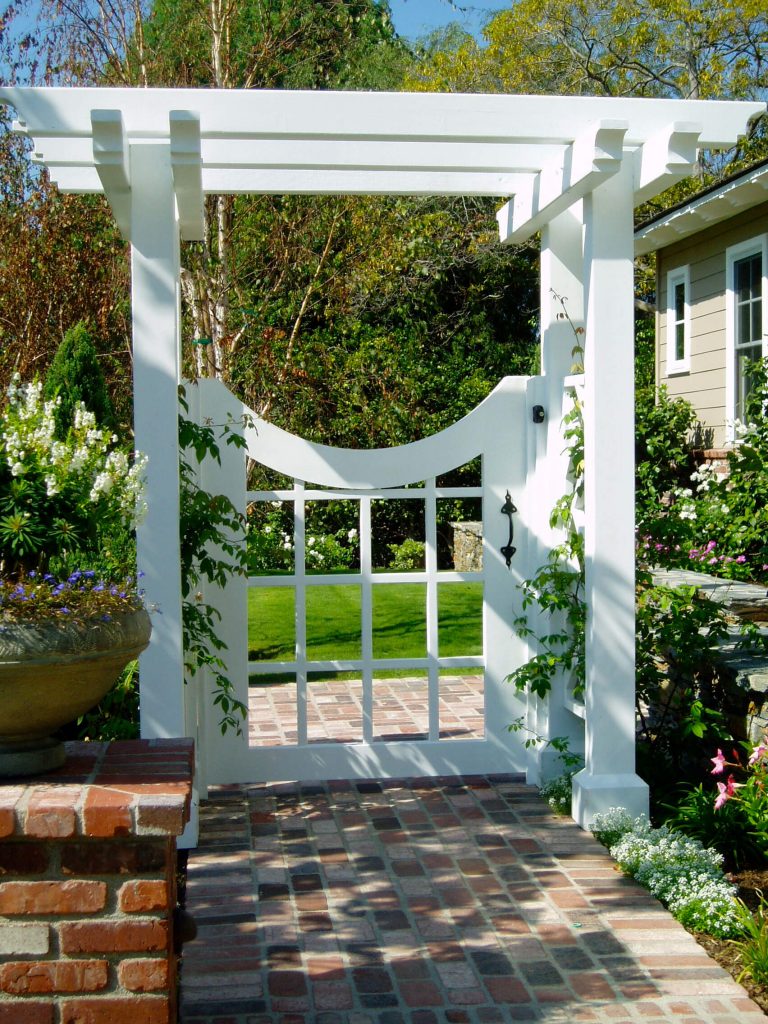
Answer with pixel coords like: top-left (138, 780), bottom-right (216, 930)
top-left (130, 143), bottom-right (186, 741)
top-left (572, 160), bottom-right (649, 826)
top-left (527, 206), bottom-right (587, 781)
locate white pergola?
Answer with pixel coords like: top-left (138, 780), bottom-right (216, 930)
top-left (1, 87), bottom-right (763, 828)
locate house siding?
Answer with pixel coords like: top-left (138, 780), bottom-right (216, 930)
top-left (656, 199), bottom-right (768, 447)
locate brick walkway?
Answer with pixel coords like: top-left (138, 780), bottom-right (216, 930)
top-left (248, 676), bottom-right (485, 746)
top-left (179, 775), bottom-right (764, 1024)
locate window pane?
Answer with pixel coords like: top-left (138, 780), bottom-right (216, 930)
top-left (752, 299), bottom-right (763, 344)
top-left (675, 322), bottom-right (685, 363)
top-left (736, 345), bottom-right (762, 422)
top-left (739, 302), bottom-right (752, 344)
top-left (735, 254), bottom-right (762, 348)
top-left (735, 256), bottom-right (755, 303)
top-left (674, 281), bottom-right (685, 322)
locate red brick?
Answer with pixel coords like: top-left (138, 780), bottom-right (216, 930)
top-left (0, 842), bottom-right (50, 875)
top-left (61, 920), bottom-right (168, 954)
top-left (0, 880), bottom-right (106, 915)
top-left (0, 959), bottom-right (108, 994)
top-left (570, 973), bottom-right (617, 1000)
top-left (0, 1003), bottom-right (53, 1024)
top-left (400, 981), bottom-right (445, 1007)
top-left (119, 880), bottom-right (169, 913)
top-left (83, 789), bottom-right (133, 837)
top-left (25, 786), bottom-right (80, 838)
top-left (61, 839), bottom-right (169, 875)
top-left (484, 977), bottom-right (531, 1003)
top-left (61, 998), bottom-right (169, 1024)
top-left (0, 786), bottom-right (25, 838)
top-left (135, 797), bottom-right (186, 834)
top-left (118, 957), bottom-right (169, 992)
top-left (268, 970), bottom-right (308, 996)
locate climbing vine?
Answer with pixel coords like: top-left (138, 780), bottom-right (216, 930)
top-left (507, 296), bottom-right (586, 700)
top-left (179, 386), bottom-right (249, 735)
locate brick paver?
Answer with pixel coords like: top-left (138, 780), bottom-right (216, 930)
top-left (179, 776), bottom-right (764, 1023)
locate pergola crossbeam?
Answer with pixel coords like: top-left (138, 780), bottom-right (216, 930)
top-left (497, 120), bottom-right (628, 245)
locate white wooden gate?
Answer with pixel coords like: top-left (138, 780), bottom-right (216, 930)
top-left (187, 377), bottom-right (535, 788)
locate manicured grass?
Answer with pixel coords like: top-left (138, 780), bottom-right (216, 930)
top-left (248, 582), bottom-right (482, 677)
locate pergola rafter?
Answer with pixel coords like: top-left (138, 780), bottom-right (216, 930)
top-left (4, 87), bottom-right (760, 234)
top-left (1, 86), bottom-right (763, 839)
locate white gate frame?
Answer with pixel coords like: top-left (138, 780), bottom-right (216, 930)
top-left (2, 87), bottom-right (764, 838)
top-left (186, 375), bottom-right (535, 790)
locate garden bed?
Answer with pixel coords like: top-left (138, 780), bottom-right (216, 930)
top-left (697, 866), bottom-right (768, 1014)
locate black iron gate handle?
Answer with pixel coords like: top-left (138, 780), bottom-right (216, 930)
top-left (500, 490), bottom-right (517, 568)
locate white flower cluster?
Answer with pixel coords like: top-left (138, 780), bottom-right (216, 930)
top-left (2, 376), bottom-right (147, 526)
top-left (673, 486), bottom-right (698, 521)
top-left (589, 807), bottom-right (649, 849)
top-left (689, 462), bottom-right (718, 494)
top-left (591, 806), bottom-right (739, 939)
top-left (731, 418), bottom-right (754, 441)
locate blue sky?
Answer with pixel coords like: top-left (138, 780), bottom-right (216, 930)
top-left (387, 1), bottom-right (512, 41)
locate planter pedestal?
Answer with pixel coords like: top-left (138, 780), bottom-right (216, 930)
top-left (0, 735), bottom-right (65, 776)
top-left (0, 608), bottom-right (151, 778)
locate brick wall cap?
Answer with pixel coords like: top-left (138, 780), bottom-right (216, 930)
top-left (6, 740), bottom-right (193, 839)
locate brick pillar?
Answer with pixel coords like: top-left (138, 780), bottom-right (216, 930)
top-left (0, 739), bottom-right (193, 1024)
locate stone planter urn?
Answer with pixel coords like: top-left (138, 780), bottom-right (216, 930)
top-left (0, 607), bottom-right (151, 777)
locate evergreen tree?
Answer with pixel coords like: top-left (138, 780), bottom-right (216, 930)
top-left (44, 321), bottom-right (115, 438)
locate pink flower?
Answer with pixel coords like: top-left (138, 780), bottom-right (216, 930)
top-left (748, 744), bottom-right (768, 766)
top-left (714, 774), bottom-right (743, 810)
top-left (710, 749), bottom-right (726, 774)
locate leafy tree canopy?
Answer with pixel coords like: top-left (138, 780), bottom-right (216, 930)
top-left (410, 0), bottom-right (768, 101)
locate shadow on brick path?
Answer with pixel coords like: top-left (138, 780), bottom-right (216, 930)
top-left (179, 775), bottom-right (763, 1023)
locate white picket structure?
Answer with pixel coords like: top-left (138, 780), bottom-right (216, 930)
top-left (185, 376), bottom-right (540, 790)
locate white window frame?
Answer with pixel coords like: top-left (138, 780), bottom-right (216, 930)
top-left (665, 265), bottom-right (691, 375)
top-left (725, 235), bottom-right (768, 442)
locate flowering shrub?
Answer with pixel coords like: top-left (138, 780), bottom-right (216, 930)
top-left (590, 807), bottom-right (741, 938)
top-left (539, 770), bottom-right (576, 816)
top-left (707, 741), bottom-right (768, 862)
top-left (637, 359), bottom-right (768, 584)
top-left (663, 781), bottom-right (762, 871)
top-left (247, 501), bottom-right (357, 574)
top-left (0, 376), bottom-right (146, 579)
top-left (589, 807), bottom-right (647, 849)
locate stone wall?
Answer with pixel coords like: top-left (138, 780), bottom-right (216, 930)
top-left (0, 738), bottom-right (193, 1024)
top-left (451, 521), bottom-right (483, 572)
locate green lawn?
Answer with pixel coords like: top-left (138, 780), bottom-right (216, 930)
top-left (248, 582), bottom-right (482, 677)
